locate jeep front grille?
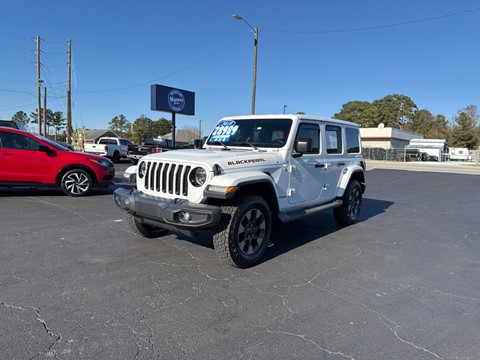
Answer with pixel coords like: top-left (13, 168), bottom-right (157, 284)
top-left (142, 161), bottom-right (192, 197)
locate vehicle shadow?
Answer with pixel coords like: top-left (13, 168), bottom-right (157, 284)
top-left (0, 187), bottom-right (67, 197)
top-left (0, 183), bottom-right (135, 197)
top-left (172, 197), bottom-right (393, 266)
top-left (259, 198), bottom-right (393, 265)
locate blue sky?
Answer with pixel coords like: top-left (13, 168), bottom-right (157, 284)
top-left (1, 1), bottom-right (479, 134)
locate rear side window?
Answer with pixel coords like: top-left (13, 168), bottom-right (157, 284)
top-left (325, 125), bottom-right (342, 154)
top-left (99, 138), bottom-right (117, 145)
top-left (346, 127), bottom-right (360, 153)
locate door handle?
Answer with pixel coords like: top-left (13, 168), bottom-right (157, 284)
top-left (337, 162), bottom-right (346, 167)
top-left (315, 163), bottom-right (325, 168)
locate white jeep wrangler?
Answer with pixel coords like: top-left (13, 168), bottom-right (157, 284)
top-left (114, 114), bottom-right (366, 268)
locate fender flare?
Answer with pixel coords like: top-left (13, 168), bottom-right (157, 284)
top-left (204, 171), bottom-right (278, 204)
top-left (335, 166), bottom-right (365, 198)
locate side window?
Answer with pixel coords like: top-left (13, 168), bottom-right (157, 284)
top-left (325, 125), bottom-right (342, 154)
top-left (0, 131), bottom-right (11, 148)
top-left (295, 124), bottom-right (320, 154)
top-left (2, 132), bottom-right (42, 151)
top-left (346, 127), bottom-right (360, 154)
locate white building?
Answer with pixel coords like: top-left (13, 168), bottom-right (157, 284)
top-left (360, 126), bottom-right (422, 149)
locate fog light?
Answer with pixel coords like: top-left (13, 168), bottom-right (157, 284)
top-left (179, 211), bottom-right (191, 223)
top-left (114, 193), bottom-right (130, 211)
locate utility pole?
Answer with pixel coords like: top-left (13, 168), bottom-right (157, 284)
top-left (66, 39), bottom-right (72, 144)
top-left (36, 36), bottom-right (42, 135)
top-left (251, 26), bottom-right (258, 114)
top-left (43, 87), bottom-right (47, 137)
top-left (232, 16), bottom-right (259, 114)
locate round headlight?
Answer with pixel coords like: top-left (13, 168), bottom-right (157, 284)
top-left (190, 167), bottom-right (207, 187)
top-left (139, 161), bottom-right (147, 178)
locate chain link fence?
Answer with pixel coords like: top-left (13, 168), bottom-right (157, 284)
top-left (362, 148), bottom-right (412, 161)
top-left (363, 147), bottom-right (480, 163)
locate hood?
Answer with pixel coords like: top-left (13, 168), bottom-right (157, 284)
top-left (63, 149), bottom-right (112, 163)
top-left (142, 148), bottom-right (282, 169)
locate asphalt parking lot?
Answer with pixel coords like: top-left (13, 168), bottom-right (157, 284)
top-left (1, 160), bottom-right (479, 360)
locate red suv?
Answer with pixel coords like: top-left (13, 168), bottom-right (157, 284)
top-left (0, 127), bottom-right (115, 196)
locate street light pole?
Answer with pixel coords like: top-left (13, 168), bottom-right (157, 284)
top-left (232, 15), bottom-right (258, 114)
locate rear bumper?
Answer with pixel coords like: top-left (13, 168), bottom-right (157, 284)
top-left (113, 187), bottom-right (221, 229)
top-left (84, 151), bottom-right (107, 157)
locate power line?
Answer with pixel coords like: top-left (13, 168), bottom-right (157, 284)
top-left (0, 88), bottom-right (34, 94)
top-left (71, 7), bottom-right (479, 94)
top-left (264, 7), bottom-right (480, 34)
top-left (0, 42), bottom-right (32, 51)
top-left (0, 32), bottom-right (31, 39)
top-left (77, 33), bottom-right (249, 93)
top-left (0, 78), bottom-right (35, 84)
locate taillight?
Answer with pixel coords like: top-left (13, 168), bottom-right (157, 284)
top-left (104, 145), bottom-right (108, 151)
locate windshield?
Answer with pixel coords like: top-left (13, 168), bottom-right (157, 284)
top-left (206, 118), bottom-right (292, 148)
top-left (38, 136), bottom-right (71, 151)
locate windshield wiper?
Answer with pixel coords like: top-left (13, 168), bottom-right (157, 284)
top-left (239, 142), bottom-right (259, 150)
top-left (214, 141), bottom-right (230, 150)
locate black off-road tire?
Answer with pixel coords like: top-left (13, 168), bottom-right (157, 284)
top-left (60, 168), bottom-right (93, 197)
top-left (333, 180), bottom-right (362, 225)
top-left (125, 213), bottom-right (168, 238)
top-left (213, 195), bottom-right (271, 268)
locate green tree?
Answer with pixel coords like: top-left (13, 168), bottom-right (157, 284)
top-left (51, 111), bottom-right (66, 139)
top-left (333, 101), bottom-right (377, 127)
top-left (30, 108), bottom-right (55, 134)
top-left (11, 111), bottom-right (30, 125)
top-left (408, 109), bottom-right (448, 139)
top-left (29, 109), bottom-right (41, 124)
top-left (449, 105), bottom-right (479, 149)
top-left (154, 118), bottom-right (172, 136)
top-left (372, 94), bottom-right (418, 128)
top-left (131, 115), bottom-right (155, 144)
top-left (109, 114), bottom-right (131, 138)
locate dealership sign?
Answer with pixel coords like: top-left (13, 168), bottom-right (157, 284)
top-left (151, 84), bottom-right (195, 115)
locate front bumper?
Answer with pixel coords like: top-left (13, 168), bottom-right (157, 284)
top-left (97, 167), bottom-right (115, 185)
top-left (127, 153), bottom-right (144, 160)
top-left (113, 187), bottom-right (221, 230)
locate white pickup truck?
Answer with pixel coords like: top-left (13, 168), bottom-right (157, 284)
top-left (83, 137), bottom-right (131, 163)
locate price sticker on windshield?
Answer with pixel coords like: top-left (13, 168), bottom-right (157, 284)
top-left (211, 121), bottom-right (239, 142)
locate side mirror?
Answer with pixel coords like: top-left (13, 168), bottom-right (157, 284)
top-left (38, 145), bottom-right (56, 157)
top-left (193, 139), bottom-right (203, 149)
top-left (296, 140), bottom-right (309, 153)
